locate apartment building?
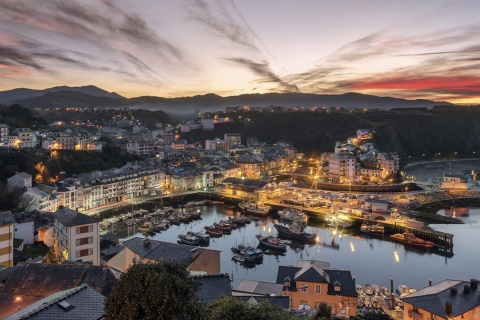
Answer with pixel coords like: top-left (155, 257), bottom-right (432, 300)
top-left (53, 206), bottom-right (100, 265)
top-left (328, 153), bottom-right (356, 184)
top-left (0, 212), bottom-right (15, 267)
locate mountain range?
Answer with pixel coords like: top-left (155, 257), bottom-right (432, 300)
top-left (0, 85), bottom-right (450, 113)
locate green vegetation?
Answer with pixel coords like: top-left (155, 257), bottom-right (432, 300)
top-left (206, 297), bottom-right (298, 320)
top-left (104, 261), bottom-right (204, 320)
top-left (0, 104), bottom-right (48, 129)
top-left (180, 108), bottom-right (480, 160)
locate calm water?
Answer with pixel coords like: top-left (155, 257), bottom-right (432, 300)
top-left (114, 205), bottom-right (480, 291)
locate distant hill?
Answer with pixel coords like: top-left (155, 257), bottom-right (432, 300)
top-left (0, 85), bottom-right (450, 112)
top-left (0, 85), bottom-right (125, 105)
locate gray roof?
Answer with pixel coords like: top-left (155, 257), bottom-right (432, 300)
top-left (0, 211), bottom-right (16, 226)
top-left (324, 269), bottom-right (357, 297)
top-left (222, 177), bottom-right (269, 189)
top-left (3, 284), bottom-right (105, 320)
top-left (122, 237), bottom-right (219, 266)
top-left (402, 279), bottom-right (480, 318)
top-left (0, 263), bottom-right (117, 318)
top-left (234, 279), bottom-right (283, 296)
top-left (53, 207), bottom-right (98, 227)
top-left (194, 273), bottom-right (232, 304)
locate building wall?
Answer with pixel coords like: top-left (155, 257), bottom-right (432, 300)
top-left (54, 220), bottom-right (100, 265)
top-left (286, 281), bottom-right (357, 316)
top-left (188, 249), bottom-right (221, 274)
top-left (14, 221), bottom-right (34, 245)
top-left (0, 224), bottom-right (13, 267)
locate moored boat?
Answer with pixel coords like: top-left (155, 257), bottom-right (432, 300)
top-left (372, 284), bottom-right (381, 296)
top-left (390, 232), bottom-right (436, 248)
top-left (397, 285), bottom-right (410, 297)
top-left (381, 287), bottom-right (391, 297)
top-left (274, 221), bottom-right (317, 243)
top-left (255, 235), bottom-right (288, 252)
top-left (177, 233), bottom-right (200, 246)
top-left (231, 244), bottom-right (263, 262)
top-left (360, 223), bottom-right (385, 236)
top-left (355, 284), bottom-right (364, 296)
top-left (364, 284), bottom-right (373, 295)
top-left (205, 226), bottom-right (222, 237)
top-left (277, 207), bottom-right (308, 224)
top-left (239, 199), bottom-right (271, 217)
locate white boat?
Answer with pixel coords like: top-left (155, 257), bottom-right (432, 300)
top-left (239, 199), bottom-right (271, 217)
top-left (372, 284), bottom-right (381, 296)
top-left (364, 284), bottom-right (373, 295)
top-left (278, 207), bottom-right (308, 223)
top-left (381, 286), bottom-right (391, 297)
top-left (355, 284), bottom-right (364, 295)
top-left (397, 285), bottom-right (410, 297)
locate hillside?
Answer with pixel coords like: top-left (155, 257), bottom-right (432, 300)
top-left (0, 85), bottom-right (450, 112)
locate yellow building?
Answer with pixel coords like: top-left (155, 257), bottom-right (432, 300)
top-left (0, 212), bottom-right (15, 267)
top-left (277, 260), bottom-right (358, 316)
top-left (402, 279), bottom-right (480, 320)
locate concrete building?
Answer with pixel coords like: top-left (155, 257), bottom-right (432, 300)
top-left (7, 172), bottom-right (32, 191)
top-left (440, 173), bottom-right (469, 190)
top-left (328, 153), bottom-right (356, 184)
top-left (0, 123), bottom-right (9, 146)
top-left (0, 211), bottom-right (15, 267)
top-left (53, 207), bottom-right (100, 265)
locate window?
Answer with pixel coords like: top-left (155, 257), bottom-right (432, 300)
top-left (284, 282), bottom-right (290, 287)
top-left (76, 237), bottom-right (93, 246)
top-left (334, 285), bottom-right (341, 292)
top-left (315, 284), bottom-right (321, 294)
top-left (301, 284), bottom-right (307, 293)
top-left (76, 225), bottom-right (93, 234)
top-left (76, 248), bottom-right (93, 257)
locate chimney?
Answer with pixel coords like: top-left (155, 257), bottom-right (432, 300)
top-left (143, 238), bottom-right (150, 246)
top-left (471, 279), bottom-right (478, 290)
top-left (450, 287), bottom-right (457, 295)
top-left (445, 302), bottom-right (453, 315)
top-left (353, 277), bottom-right (356, 286)
top-left (322, 272), bottom-right (327, 280)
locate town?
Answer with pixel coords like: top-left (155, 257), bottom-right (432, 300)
top-left (1, 105), bottom-right (480, 320)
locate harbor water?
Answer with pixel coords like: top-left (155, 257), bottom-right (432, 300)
top-left (112, 205), bottom-right (480, 290)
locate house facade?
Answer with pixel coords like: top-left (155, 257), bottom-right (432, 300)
top-left (276, 260), bottom-right (357, 316)
top-left (53, 207), bottom-right (100, 265)
top-left (0, 212), bottom-right (15, 267)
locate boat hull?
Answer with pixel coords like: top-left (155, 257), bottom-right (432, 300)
top-left (274, 224), bottom-right (317, 243)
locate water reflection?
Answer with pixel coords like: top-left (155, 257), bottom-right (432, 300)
top-left (111, 205), bottom-right (480, 289)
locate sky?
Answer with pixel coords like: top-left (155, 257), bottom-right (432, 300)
top-left (1, 0), bottom-right (480, 103)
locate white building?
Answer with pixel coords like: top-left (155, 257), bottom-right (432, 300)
top-left (0, 211), bottom-right (15, 267)
top-left (440, 173), bottom-right (469, 190)
top-left (0, 124), bottom-right (9, 146)
top-left (201, 117), bottom-right (214, 130)
top-left (7, 172), bottom-right (32, 191)
top-left (53, 207), bottom-right (100, 265)
top-left (328, 153), bottom-right (356, 184)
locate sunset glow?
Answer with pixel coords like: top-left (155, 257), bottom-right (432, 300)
top-left (0, 0), bottom-right (479, 103)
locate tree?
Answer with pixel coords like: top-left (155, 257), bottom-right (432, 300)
top-left (104, 260), bottom-right (204, 320)
top-left (315, 302), bottom-right (331, 320)
top-left (206, 297), bottom-right (297, 320)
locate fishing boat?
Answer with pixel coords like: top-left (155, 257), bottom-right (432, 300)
top-left (205, 226), bottom-right (222, 237)
top-left (167, 215), bottom-right (180, 225)
top-left (255, 235), bottom-right (288, 252)
top-left (187, 231), bottom-right (210, 246)
top-left (177, 233), bottom-right (200, 246)
top-left (213, 222), bottom-right (232, 234)
top-left (232, 254), bottom-right (245, 263)
top-left (274, 221), bottom-right (317, 243)
top-left (277, 207), bottom-right (308, 224)
top-left (360, 223), bottom-right (385, 236)
top-left (239, 199), bottom-right (271, 217)
top-left (137, 222), bottom-right (154, 233)
top-left (231, 244), bottom-right (264, 262)
top-left (390, 232), bottom-right (436, 248)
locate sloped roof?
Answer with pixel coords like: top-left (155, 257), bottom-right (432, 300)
top-left (194, 273), bottom-right (232, 304)
top-left (402, 279), bottom-right (480, 319)
top-left (0, 263), bottom-right (117, 318)
top-left (295, 267), bottom-right (328, 283)
top-left (3, 285), bottom-right (105, 320)
top-left (222, 177), bottom-right (269, 189)
top-left (53, 207), bottom-right (98, 227)
top-left (276, 266), bottom-right (302, 291)
top-left (324, 269), bottom-right (357, 297)
top-left (122, 237), bottom-right (219, 266)
top-left (234, 279), bottom-right (283, 296)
